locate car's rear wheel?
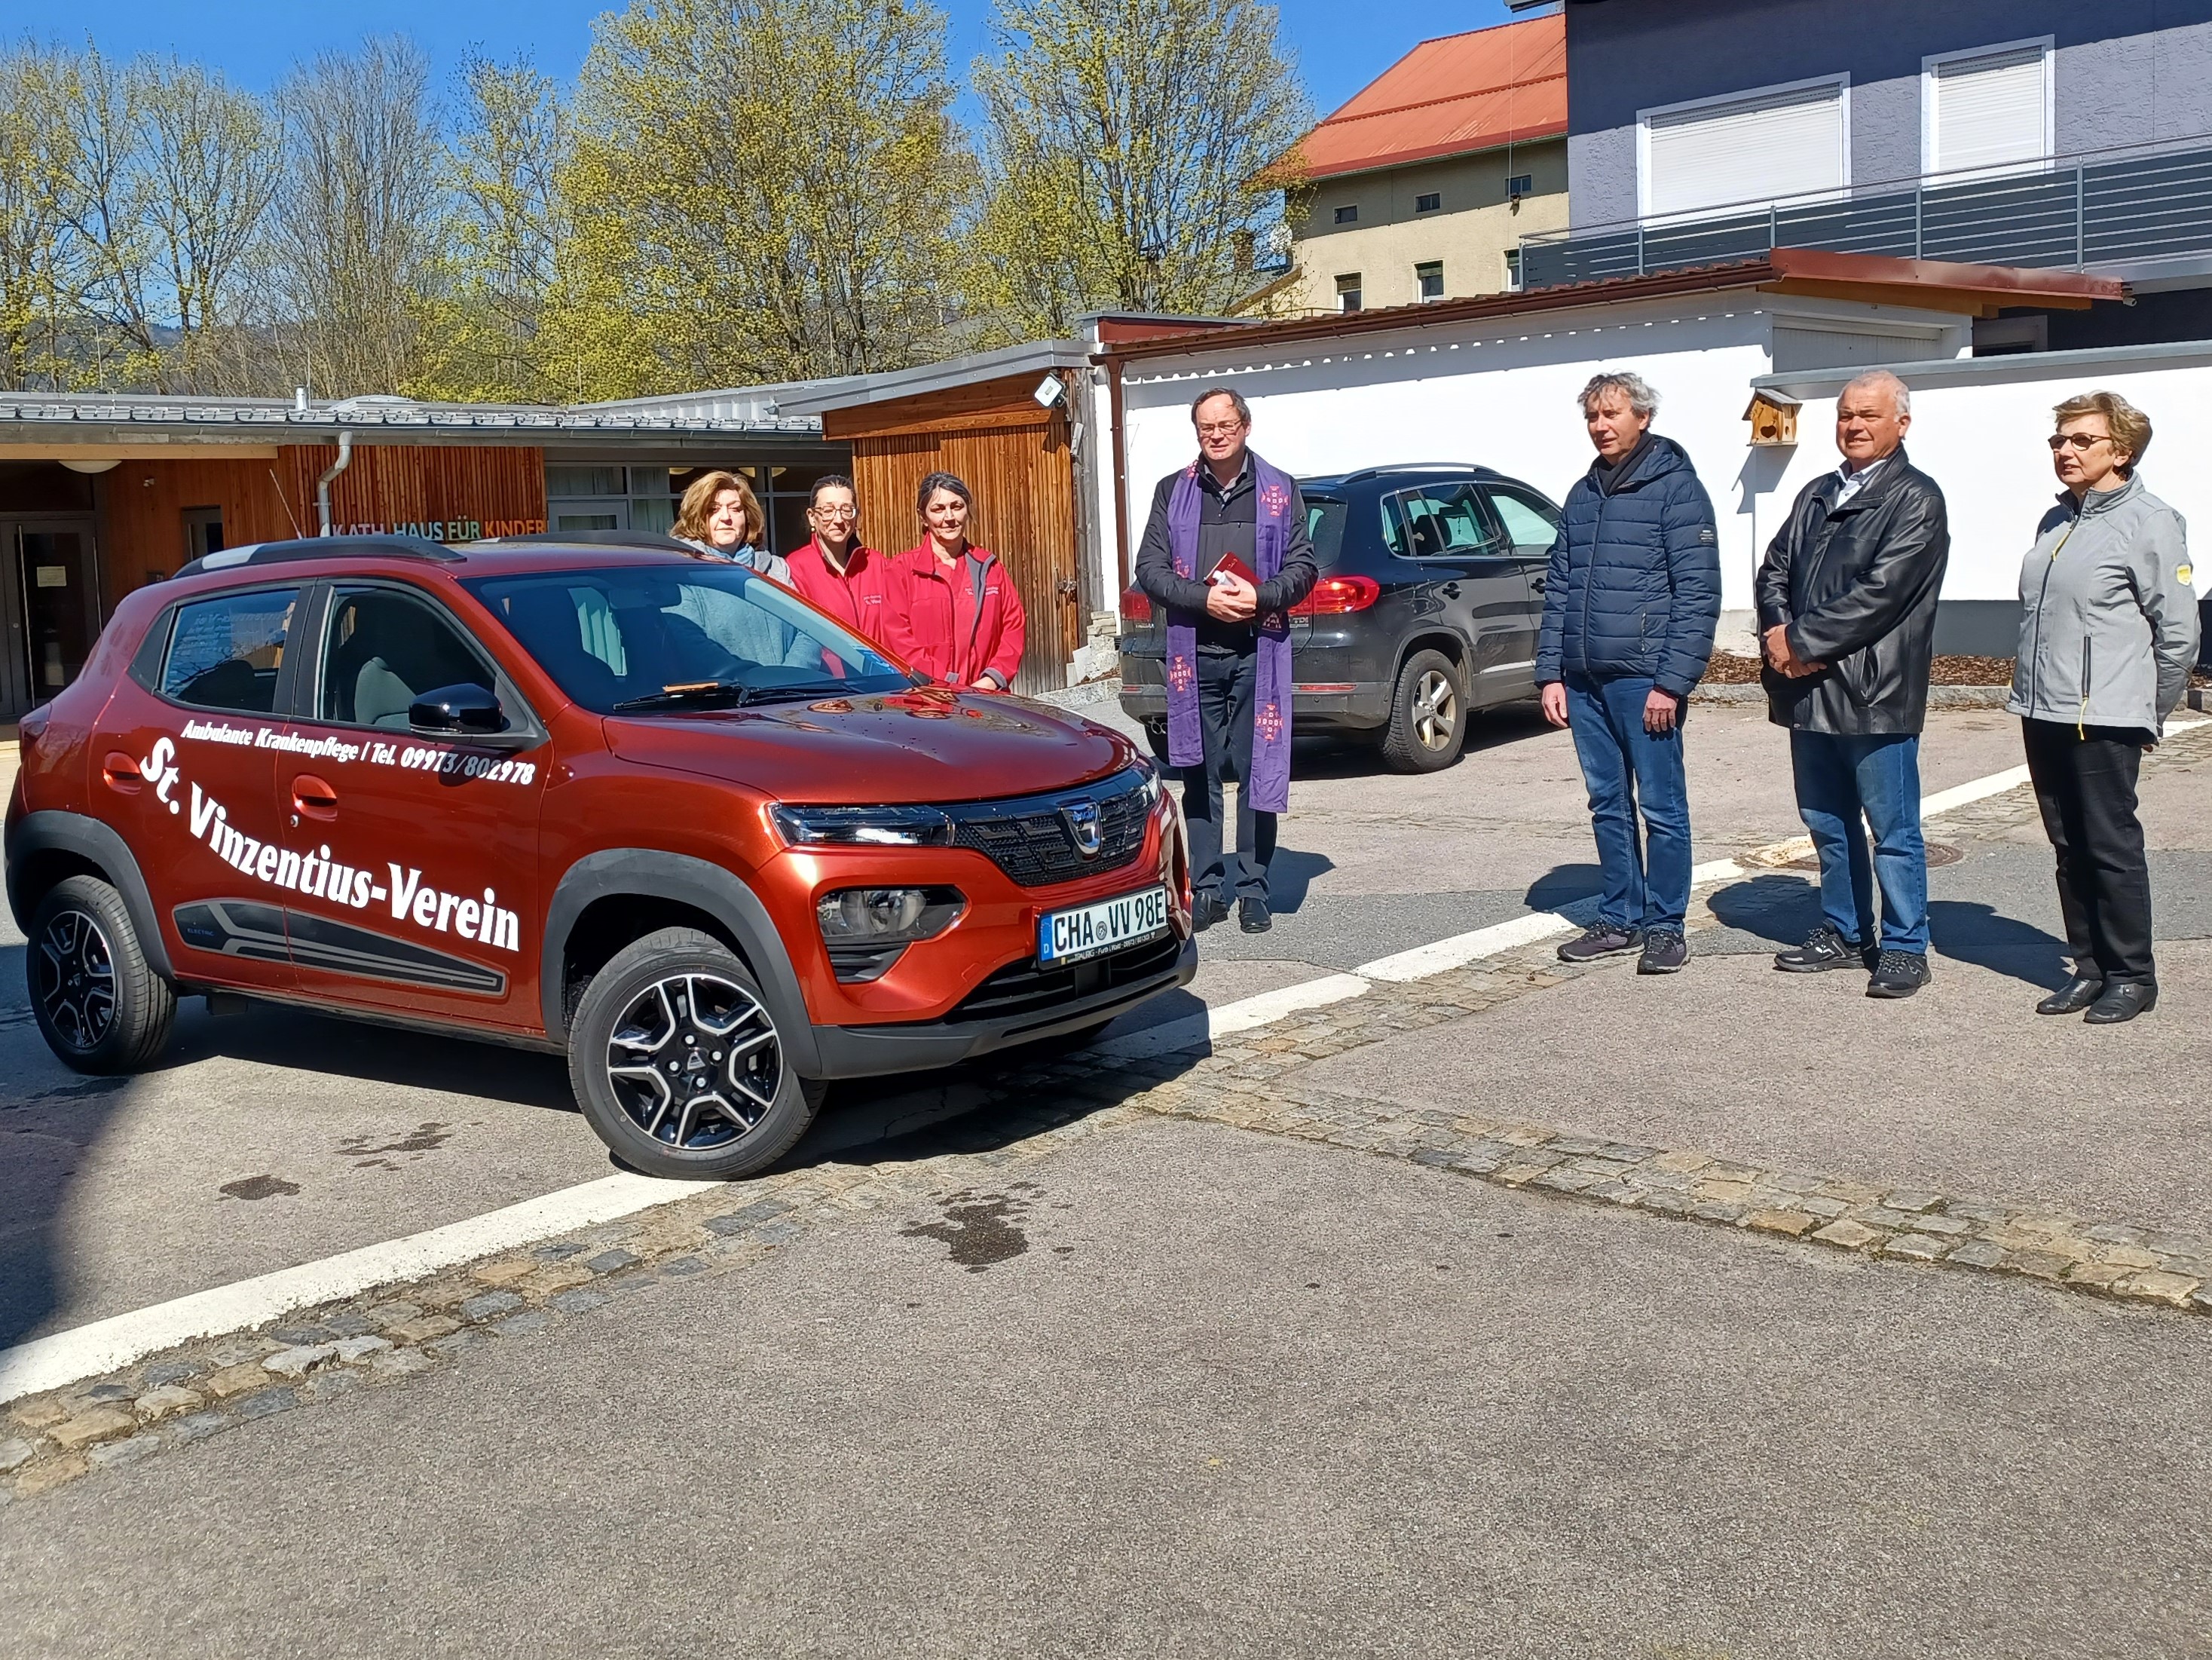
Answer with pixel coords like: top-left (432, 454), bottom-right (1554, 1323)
top-left (27, 874), bottom-right (176, 1073)
top-left (1377, 648), bottom-right (1467, 772)
top-left (568, 927), bottom-right (820, 1180)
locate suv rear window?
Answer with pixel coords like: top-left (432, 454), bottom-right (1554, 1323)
top-left (160, 588), bottom-right (298, 714)
top-left (1305, 498), bottom-right (1348, 568)
top-left (467, 564), bottom-right (912, 714)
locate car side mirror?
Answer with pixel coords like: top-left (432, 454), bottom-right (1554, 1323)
top-left (409, 681), bottom-right (509, 738)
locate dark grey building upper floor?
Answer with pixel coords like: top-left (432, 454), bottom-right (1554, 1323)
top-left (1522, 0), bottom-right (2212, 340)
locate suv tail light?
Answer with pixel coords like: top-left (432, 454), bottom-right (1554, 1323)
top-left (1291, 574), bottom-right (1381, 617)
top-left (1119, 585), bottom-right (1152, 623)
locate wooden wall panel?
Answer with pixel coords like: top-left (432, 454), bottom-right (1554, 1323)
top-left (97, 453), bottom-right (303, 614)
top-left (849, 415), bottom-right (1080, 695)
top-left (280, 444), bottom-right (546, 541)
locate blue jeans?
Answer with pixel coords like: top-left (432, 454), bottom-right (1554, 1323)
top-left (1564, 675), bottom-right (1692, 932)
top-left (1789, 730), bottom-right (1929, 954)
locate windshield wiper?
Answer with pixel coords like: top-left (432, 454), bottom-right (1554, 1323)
top-left (610, 679), bottom-right (763, 712)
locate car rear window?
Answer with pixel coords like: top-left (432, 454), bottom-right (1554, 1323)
top-left (159, 588), bottom-right (298, 714)
top-left (465, 564), bottom-right (913, 714)
top-left (1305, 498), bottom-right (1348, 568)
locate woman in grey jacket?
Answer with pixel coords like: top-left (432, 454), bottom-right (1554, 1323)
top-left (2009, 390), bottom-right (2200, 1023)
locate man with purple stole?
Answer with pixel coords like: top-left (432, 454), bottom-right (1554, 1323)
top-left (1134, 386), bottom-right (1319, 934)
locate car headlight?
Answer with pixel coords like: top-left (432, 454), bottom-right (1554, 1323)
top-left (771, 804), bottom-right (954, 847)
top-left (1134, 757), bottom-right (1164, 808)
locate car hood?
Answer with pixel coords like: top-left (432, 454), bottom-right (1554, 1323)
top-left (604, 687), bottom-right (1138, 804)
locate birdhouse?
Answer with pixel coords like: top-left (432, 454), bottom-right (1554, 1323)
top-left (1744, 390), bottom-right (1801, 447)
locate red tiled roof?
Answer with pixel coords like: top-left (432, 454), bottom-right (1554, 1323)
top-left (1295, 13), bottom-right (1566, 181)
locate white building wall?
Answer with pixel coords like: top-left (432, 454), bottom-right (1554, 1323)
top-left (1763, 346), bottom-right (2212, 611)
top-left (1112, 295), bottom-right (1969, 620)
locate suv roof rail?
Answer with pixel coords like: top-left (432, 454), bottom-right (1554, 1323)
top-left (466, 530), bottom-right (696, 553)
top-left (175, 534), bottom-right (464, 579)
top-left (1332, 462), bottom-right (1498, 485)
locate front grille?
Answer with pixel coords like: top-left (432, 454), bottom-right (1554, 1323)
top-left (949, 770), bottom-right (1149, 887)
top-left (950, 931), bottom-right (1185, 1023)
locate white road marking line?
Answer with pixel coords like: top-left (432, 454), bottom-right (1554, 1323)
top-left (1094, 972), bottom-right (1373, 1060)
top-left (0, 1174), bottom-right (676, 1406)
top-left (0, 724), bottom-right (2132, 1401)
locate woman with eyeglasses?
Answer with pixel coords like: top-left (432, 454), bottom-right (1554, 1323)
top-left (784, 474), bottom-right (904, 653)
top-left (896, 471), bottom-right (1026, 692)
top-left (2009, 390), bottom-right (2199, 1023)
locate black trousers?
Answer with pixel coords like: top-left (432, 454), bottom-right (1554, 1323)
top-left (2022, 718), bottom-right (2155, 985)
top-left (1181, 649), bottom-right (1277, 902)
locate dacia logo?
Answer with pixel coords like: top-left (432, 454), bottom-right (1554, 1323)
top-left (1063, 798), bottom-right (1103, 858)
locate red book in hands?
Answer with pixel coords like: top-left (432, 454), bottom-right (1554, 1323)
top-left (1204, 551), bottom-right (1258, 590)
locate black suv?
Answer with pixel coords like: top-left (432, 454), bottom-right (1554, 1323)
top-left (1118, 465), bottom-right (1562, 771)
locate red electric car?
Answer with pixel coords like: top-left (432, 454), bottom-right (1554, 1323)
top-left (5, 536), bottom-right (1192, 1178)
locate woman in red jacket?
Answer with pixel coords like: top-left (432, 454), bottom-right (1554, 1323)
top-left (783, 474), bottom-right (905, 654)
top-left (898, 471), bottom-right (1026, 692)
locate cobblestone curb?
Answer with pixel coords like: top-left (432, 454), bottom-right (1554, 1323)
top-left (1692, 682), bottom-right (2011, 709)
top-left (12, 721), bottom-right (2211, 1504)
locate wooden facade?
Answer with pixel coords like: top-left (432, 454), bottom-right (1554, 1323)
top-left (828, 374), bottom-right (1081, 696)
top-left (93, 443), bottom-right (548, 615)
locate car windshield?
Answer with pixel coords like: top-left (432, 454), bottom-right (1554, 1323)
top-left (464, 564), bottom-right (913, 715)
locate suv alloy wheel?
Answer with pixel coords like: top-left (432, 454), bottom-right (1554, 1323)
top-left (28, 874), bottom-right (177, 1073)
top-left (568, 927), bottom-right (822, 1180)
top-left (1378, 648), bottom-right (1467, 773)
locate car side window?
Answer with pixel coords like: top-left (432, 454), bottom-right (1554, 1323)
top-left (1381, 484), bottom-right (1502, 559)
top-left (160, 588), bottom-right (299, 714)
top-left (1484, 484), bottom-right (1562, 557)
top-left (319, 587), bottom-right (496, 730)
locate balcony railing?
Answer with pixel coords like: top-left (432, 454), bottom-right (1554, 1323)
top-left (1518, 142), bottom-right (2212, 290)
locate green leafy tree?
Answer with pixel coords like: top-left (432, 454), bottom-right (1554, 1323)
top-left (545, 0), bottom-right (973, 396)
top-left (411, 54), bottom-right (568, 403)
top-left (0, 44), bottom-right (94, 388)
top-left (971, 0), bottom-right (1311, 338)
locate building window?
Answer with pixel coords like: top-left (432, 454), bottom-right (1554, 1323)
top-left (1335, 274), bottom-right (1362, 312)
top-left (1333, 204), bottom-right (1358, 225)
top-left (182, 506), bottom-right (223, 562)
top-left (1640, 75), bottom-right (1849, 220)
top-left (1414, 191), bottom-right (1441, 214)
top-left (1923, 39), bottom-right (2052, 181)
top-left (1506, 173), bottom-right (1533, 201)
top-left (1504, 248), bottom-right (1522, 292)
top-left (1415, 261), bottom-right (1445, 302)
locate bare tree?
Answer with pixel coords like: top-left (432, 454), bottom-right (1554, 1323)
top-left (266, 36), bottom-right (445, 399)
top-left (971, 0), bottom-right (1310, 337)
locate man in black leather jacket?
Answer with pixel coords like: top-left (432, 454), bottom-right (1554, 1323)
top-left (1755, 370), bottom-right (1950, 998)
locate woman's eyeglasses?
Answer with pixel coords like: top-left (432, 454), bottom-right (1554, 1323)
top-left (2048, 432), bottom-right (2112, 452)
top-left (810, 504), bottom-right (858, 519)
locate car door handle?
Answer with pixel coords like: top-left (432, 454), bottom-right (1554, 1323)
top-left (292, 773), bottom-right (340, 822)
top-left (100, 751), bottom-right (142, 794)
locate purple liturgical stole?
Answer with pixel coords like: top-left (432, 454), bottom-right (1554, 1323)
top-left (1164, 452), bottom-right (1295, 814)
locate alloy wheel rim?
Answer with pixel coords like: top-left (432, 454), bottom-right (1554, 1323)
top-left (35, 907), bottom-right (117, 1052)
top-left (1412, 669), bottom-right (1458, 750)
top-left (604, 972), bottom-right (781, 1151)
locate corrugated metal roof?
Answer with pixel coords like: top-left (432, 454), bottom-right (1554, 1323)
top-left (1296, 13), bottom-right (1566, 180)
top-left (0, 389), bottom-right (822, 443)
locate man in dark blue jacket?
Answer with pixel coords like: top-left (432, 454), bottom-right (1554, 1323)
top-left (1534, 371), bottom-right (1722, 973)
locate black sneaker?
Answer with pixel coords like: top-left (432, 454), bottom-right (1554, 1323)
top-left (1773, 925), bottom-right (1868, 974)
top-left (1192, 893), bottom-right (1229, 932)
top-left (1866, 950), bottom-right (1932, 999)
top-left (1637, 928), bottom-right (1689, 974)
top-left (1557, 922), bottom-right (1641, 963)
top-left (1238, 896), bottom-right (1271, 934)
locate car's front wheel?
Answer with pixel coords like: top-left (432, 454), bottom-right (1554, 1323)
top-left (27, 874), bottom-right (176, 1073)
top-left (1377, 648), bottom-right (1467, 772)
top-left (568, 927), bottom-right (820, 1180)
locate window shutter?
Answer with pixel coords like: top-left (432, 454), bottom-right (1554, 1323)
top-left (1644, 81), bottom-right (1846, 219)
top-left (1930, 46), bottom-right (2047, 176)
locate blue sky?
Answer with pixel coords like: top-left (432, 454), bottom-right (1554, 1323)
top-left (15, 0), bottom-right (1518, 119)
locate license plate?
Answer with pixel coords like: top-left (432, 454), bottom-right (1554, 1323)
top-left (1038, 886), bottom-right (1170, 963)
